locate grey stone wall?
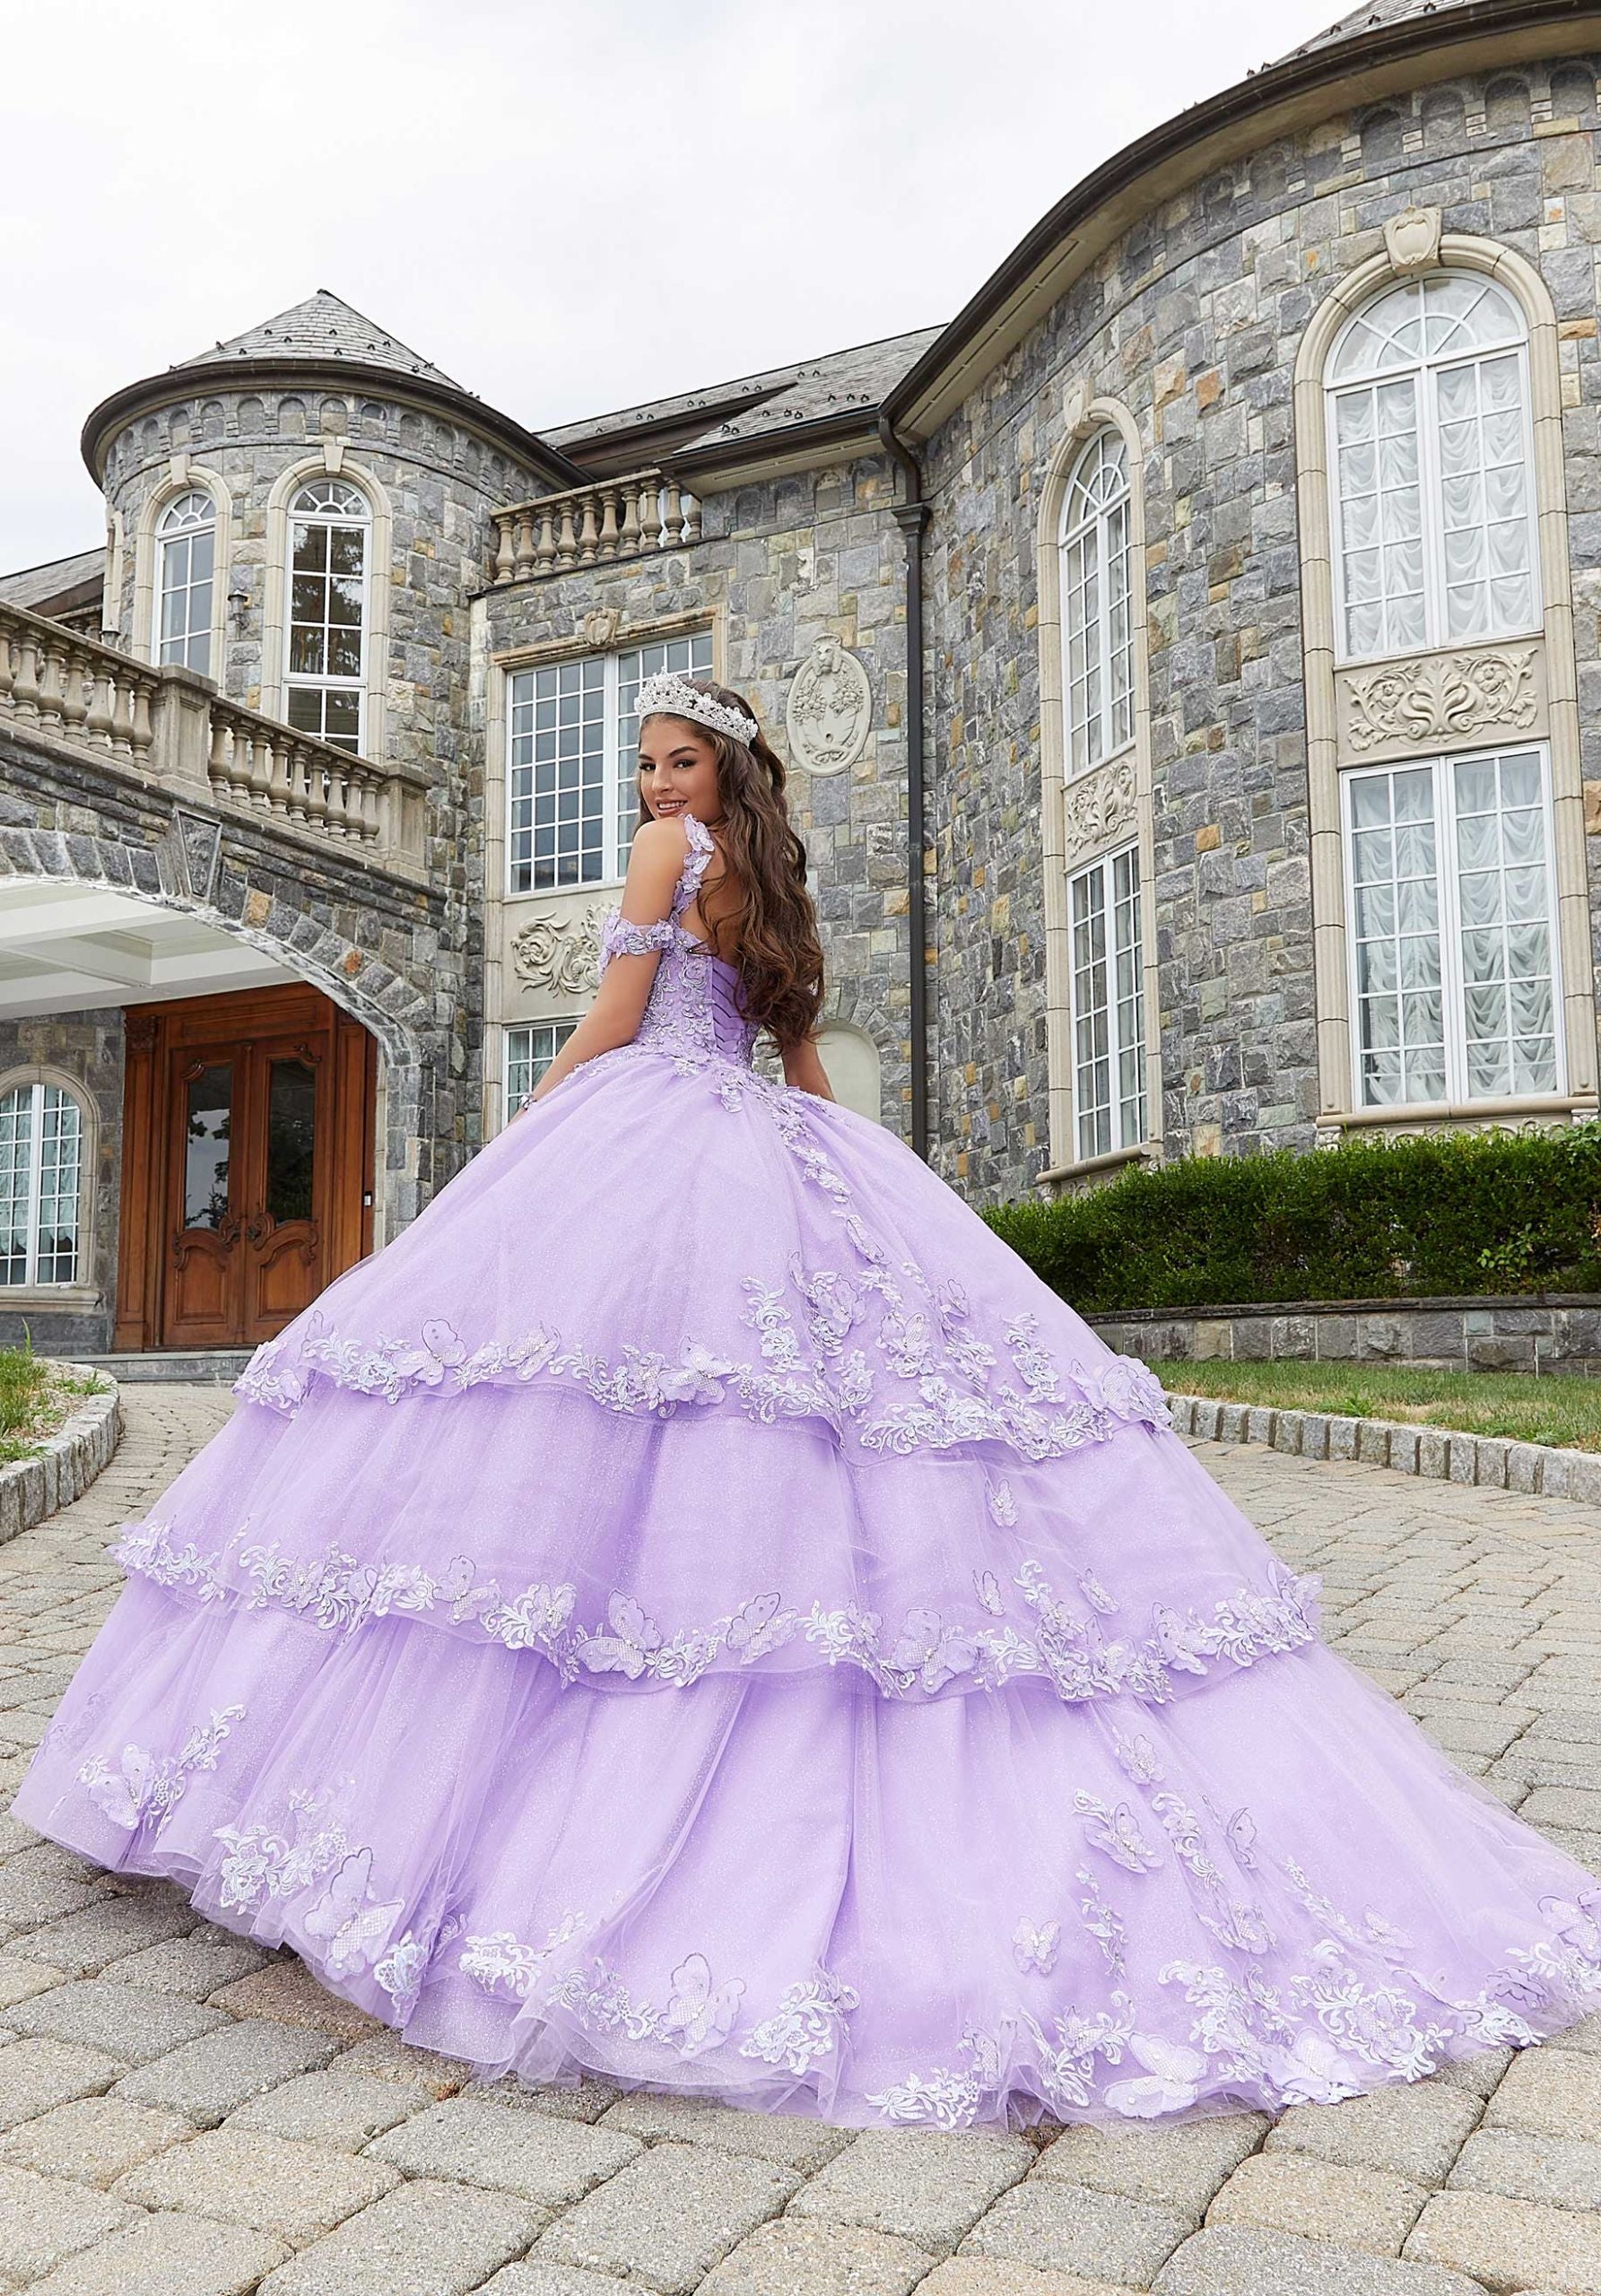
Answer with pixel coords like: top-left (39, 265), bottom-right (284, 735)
top-left (475, 455), bottom-right (915, 1129)
top-left (916, 52), bottom-right (1601, 1202)
top-left (0, 1007), bottom-right (123, 1353)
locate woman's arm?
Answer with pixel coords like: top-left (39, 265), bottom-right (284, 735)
top-left (524, 819), bottom-right (688, 1106)
top-left (781, 1033), bottom-right (835, 1100)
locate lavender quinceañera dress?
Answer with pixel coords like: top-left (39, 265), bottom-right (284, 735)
top-left (16, 814), bottom-right (1601, 2129)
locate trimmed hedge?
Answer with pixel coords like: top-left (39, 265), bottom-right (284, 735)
top-left (981, 1126), bottom-right (1601, 1314)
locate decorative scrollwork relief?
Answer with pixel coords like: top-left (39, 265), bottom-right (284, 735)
top-left (510, 906), bottom-right (605, 996)
top-left (1343, 646), bottom-right (1541, 754)
top-left (786, 637), bottom-right (872, 775)
top-left (1061, 753), bottom-right (1137, 859)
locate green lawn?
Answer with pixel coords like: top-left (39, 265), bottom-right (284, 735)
top-left (0, 1348), bottom-right (100, 1465)
top-left (1160, 1357), bottom-right (1601, 1454)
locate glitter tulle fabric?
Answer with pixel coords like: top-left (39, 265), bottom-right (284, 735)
top-left (16, 815), bottom-right (1601, 2129)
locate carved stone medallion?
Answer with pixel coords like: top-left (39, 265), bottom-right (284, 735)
top-left (786, 637), bottom-right (872, 775)
top-left (1062, 753), bottom-right (1138, 860)
top-left (1342, 646), bottom-right (1541, 756)
top-left (510, 904), bottom-right (605, 996)
top-left (1382, 206), bottom-right (1442, 275)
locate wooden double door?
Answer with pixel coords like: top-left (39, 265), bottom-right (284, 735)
top-left (116, 986), bottom-right (377, 1352)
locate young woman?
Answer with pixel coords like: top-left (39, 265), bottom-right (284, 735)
top-left (16, 674), bottom-right (1600, 2129)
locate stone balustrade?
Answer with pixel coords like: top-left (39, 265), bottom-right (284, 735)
top-left (0, 601), bottom-right (426, 874)
top-left (490, 469), bottom-right (702, 585)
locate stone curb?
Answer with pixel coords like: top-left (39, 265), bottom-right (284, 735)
top-left (1166, 1389), bottom-right (1601, 1501)
top-left (0, 1364), bottom-right (122, 1547)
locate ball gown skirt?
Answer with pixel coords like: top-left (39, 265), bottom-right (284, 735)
top-left (15, 819), bottom-right (1601, 2131)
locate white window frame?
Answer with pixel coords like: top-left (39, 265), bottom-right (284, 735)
top-left (1059, 429), bottom-right (1134, 778)
top-left (156, 491), bottom-right (216, 676)
top-left (283, 478), bottom-right (370, 753)
top-left (505, 631), bottom-right (714, 896)
top-left (0, 1081), bottom-right (84, 1289)
top-left (1342, 742), bottom-right (1565, 1109)
top-left (505, 1020), bottom-right (579, 1109)
top-left (1066, 843), bottom-right (1146, 1161)
top-left (1327, 274), bottom-right (1541, 665)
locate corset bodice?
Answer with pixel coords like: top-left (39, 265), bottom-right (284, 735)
top-left (597, 815), bottom-right (761, 1073)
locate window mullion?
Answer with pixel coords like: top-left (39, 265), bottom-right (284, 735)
top-left (1420, 366), bottom-right (1451, 655)
top-left (1540, 745), bottom-right (1567, 1094)
top-left (605, 655), bottom-right (621, 882)
top-left (1099, 858), bottom-right (1120, 1148)
top-left (1096, 509), bottom-right (1111, 763)
top-left (25, 1085), bottom-right (43, 1289)
top-left (1520, 343), bottom-right (1543, 625)
top-left (1437, 756), bottom-right (1466, 1103)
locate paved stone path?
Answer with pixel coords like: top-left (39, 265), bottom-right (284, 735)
top-left (0, 1390), bottom-right (1593, 2294)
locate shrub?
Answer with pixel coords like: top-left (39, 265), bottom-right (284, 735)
top-left (980, 1126), bottom-right (1601, 1314)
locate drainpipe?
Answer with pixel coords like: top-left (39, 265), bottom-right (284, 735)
top-left (877, 410), bottom-right (931, 1162)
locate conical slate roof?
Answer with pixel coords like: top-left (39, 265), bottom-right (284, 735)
top-left (1282, 0), bottom-right (1461, 60)
top-left (177, 290), bottom-right (464, 388)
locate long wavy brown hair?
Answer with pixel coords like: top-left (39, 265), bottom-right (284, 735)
top-left (637, 678), bottom-right (825, 1050)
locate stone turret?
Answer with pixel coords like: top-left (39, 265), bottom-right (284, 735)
top-left (80, 290), bottom-right (580, 793)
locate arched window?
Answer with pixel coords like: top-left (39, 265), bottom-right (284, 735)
top-left (0, 1083), bottom-right (83, 1287)
top-left (156, 491), bottom-right (216, 674)
top-left (1059, 430), bottom-right (1133, 774)
top-left (285, 478), bottom-right (370, 753)
top-left (1327, 272), bottom-right (1538, 659)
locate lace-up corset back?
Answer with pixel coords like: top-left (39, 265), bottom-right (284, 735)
top-left (599, 814), bottom-right (759, 1072)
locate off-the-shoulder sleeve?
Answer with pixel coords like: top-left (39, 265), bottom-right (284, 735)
top-left (600, 910), bottom-right (677, 963)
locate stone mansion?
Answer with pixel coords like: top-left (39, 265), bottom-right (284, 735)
top-left (3, 0), bottom-right (1601, 1360)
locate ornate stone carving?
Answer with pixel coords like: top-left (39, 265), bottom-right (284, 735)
top-left (786, 637), bottom-right (872, 775)
top-left (579, 607), bottom-right (621, 648)
top-left (1383, 205), bottom-right (1442, 274)
top-left (510, 906), bottom-right (605, 996)
top-left (1344, 646), bottom-right (1541, 754)
top-left (1062, 377), bottom-right (1092, 436)
top-left (1061, 753), bottom-right (1138, 858)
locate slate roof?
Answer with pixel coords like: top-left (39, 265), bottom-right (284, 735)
top-left (176, 290), bottom-right (465, 388)
top-left (0, 549), bottom-right (104, 613)
top-left (1281, 0), bottom-right (1463, 60)
top-left (544, 325), bottom-right (945, 457)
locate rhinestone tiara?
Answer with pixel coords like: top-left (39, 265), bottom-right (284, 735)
top-left (633, 671), bottom-right (760, 749)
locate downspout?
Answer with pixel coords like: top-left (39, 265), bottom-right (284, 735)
top-left (877, 410), bottom-right (931, 1162)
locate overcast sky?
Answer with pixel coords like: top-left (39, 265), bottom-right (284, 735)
top-left (4, 0), bottom-right (1345, 575)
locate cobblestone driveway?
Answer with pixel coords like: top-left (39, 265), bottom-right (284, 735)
top-left (0, 1388), bottom-right (1594, 2295)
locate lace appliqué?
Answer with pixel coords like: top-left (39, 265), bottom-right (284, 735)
top-left (50, 1729), bottom-right (1601, 2129)
top-left (235, 1298), bottom-right (1172, 1472)
top-left (77, 1704), bottom-right (243, 1834)
top-left (109, 1515), bottom-right (1321, 1711)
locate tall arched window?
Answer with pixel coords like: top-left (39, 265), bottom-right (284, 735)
top-left (285, 478), bottom-right (370, 752)
top-left (0, 1083), bottom-right (83, 1287)
top-left (1059, 430), bottom-right (1133, 774)
top-left (156, 491), bottom-right (216, 674)
top-left (1327, 272), bottom-right (1538, 660)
